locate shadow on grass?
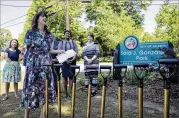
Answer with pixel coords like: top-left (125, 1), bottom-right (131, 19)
top-left (0, 89), bottom-right (74, 118)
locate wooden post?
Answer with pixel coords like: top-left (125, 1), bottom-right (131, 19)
top-left (65, 0), bottom-right (70, 30)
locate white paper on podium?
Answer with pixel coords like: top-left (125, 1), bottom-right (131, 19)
top-left (56, 50), bottom-right (77, 63)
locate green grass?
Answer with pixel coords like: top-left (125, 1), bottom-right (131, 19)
top-left (0, 71), bottom-right (178, 118)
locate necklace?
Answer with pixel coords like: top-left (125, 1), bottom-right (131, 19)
top-left (39, 30), bottom-right (45, 39)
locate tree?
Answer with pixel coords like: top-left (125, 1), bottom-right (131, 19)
top-left (86, 0), bottom-right (152, 27)
top-left (84, 0), bottom-right (145, 50)
top-left (154, 5), bottom-right (179, 47)
top-left (141, 32), bottom-right (156, 42)
top-left (18, 0), bottom-right (87, 56)
top-left (0, 28), bottom-right (12, 49)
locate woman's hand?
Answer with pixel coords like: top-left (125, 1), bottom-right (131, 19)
top-left (88, 55), bottom-right (97, 64)
top-left (87, 59), bottom-right (93, 64)
top-left (58, 50), bottom-right (65, 54)
top-left (6, 58), bottom-right (11, 62)
top-left (52, 59), bottom-right (58, 63)
top-left (67, 55), bottom-right (76, 64)
top-left (84, 56), bottom-right (92, 64)
top-left (19, 54), bottom-right (24, 61)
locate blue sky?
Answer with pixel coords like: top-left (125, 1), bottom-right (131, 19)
top-left (0, 0), bottom-right (178, 39)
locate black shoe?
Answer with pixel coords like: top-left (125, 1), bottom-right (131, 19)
top-left (91, 90), bottom-right (96, 97)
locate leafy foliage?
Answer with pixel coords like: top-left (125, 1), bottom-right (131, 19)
top-left (154, 5), bottom-right (179, 47)
top-left (85, 0), bottom-right (146, 50)
top-left (0, 28), bottom-right (12, 49)
top-left (86, 0), bottom-right (152, 27)
top-left (141, 32), bottom-right (156, 42)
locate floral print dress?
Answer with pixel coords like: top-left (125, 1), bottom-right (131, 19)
top-left (2, 48), bottom-right (21, 83)
top-left (21, 29), bottom-right (56, 109)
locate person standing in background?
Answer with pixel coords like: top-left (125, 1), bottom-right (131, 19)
top-left (82, 33), bottom-right (100, 95)
top-left (2, 39), bottom-right (23, 101)
top-left (58, 30), bottom-right (78, 98)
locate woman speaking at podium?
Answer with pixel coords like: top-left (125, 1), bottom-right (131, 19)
top-left (20, 12), bottom-right (65, 118)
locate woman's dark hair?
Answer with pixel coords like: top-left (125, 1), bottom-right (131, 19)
top-left (32, 11), bottom-right (50, 35)
top-left (9, 39), bottom-right (19, 50)
top-left (88, 33), bottom-right (94, 40)
top-left (64, 30), bottom-right (72, 36)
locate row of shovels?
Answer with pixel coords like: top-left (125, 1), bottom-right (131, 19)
top-left (44, 58), bottom-right (178, 118)
top-left (43, 64), bottom-right (112, 118)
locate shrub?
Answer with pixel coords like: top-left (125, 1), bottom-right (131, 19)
top-left (123, 69), bottom-right (157, 85)
top-left (78, 77), bottom-right (85, 86)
